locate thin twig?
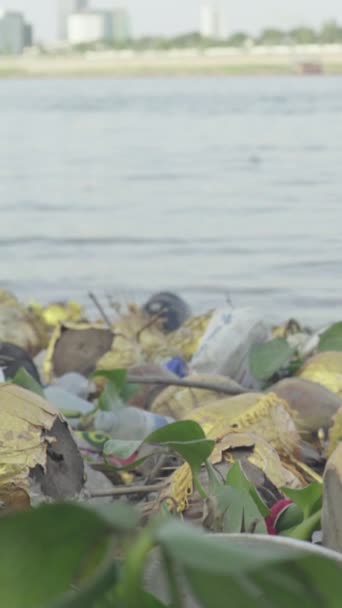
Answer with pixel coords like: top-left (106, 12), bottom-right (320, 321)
top-left (126, 374), bottom-right (248, 396)
top-left (136, 310), bottom-right (165, 341)
top-left (144, 454), bottom-right (168, 485)
top-left (88, 292), bottom-right (113, 330)
top-left (89, 480), bottom-right (168, 498)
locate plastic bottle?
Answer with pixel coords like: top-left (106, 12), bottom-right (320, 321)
top-left (94, 407), bottom-right (174, 441)
top-left (44, 386), bottom-right (94, 416)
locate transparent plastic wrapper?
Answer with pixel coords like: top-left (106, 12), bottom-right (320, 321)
top-left (190, 307), bottom-right (269, 387)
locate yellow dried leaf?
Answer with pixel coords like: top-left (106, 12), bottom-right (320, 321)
top-left (187, 393), bottom-right (299, 457)
top-left (30, 300), bottom-right (84, 327)
top-left (157, 394), bottom-right (301, 515)
top-left (166, 311), bottom-right (213, 361)
top-left (150, 375), bottom-right (241, 419)
top-left (298, 352), bottom-right (342, 396)
top-left (159, 427), bottom-right (303, 515)
top-left (96, 336), bottom-right (144, 372)
top-left (212, 431), bottom-right (302, 489)
top-left (0, 300), bottom-right (48, 356)
top-left (96, 307), bottom-right (170, 373)
top-left (185, 393), bottom-right (263, 435)
top-left (0, 384), bottom-right (58, 492)
top-left (159, 462), bottom-right (193, 513)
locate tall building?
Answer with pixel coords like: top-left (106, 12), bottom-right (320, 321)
top-left (58, 0), bottom-right (88, 41)
top-left (0, 10), bottom-right (32, 54)
top-left (112, 8), bottom-right (131, 42)
top-left (67, 9), bottom-right (130, 45)
top-left (24, 23), bottom-right (33, 48)
top-left (200, 2), bottom-right (226, 40)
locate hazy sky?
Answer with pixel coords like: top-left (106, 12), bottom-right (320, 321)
top-left (6, 1), bottom-right (342, 41)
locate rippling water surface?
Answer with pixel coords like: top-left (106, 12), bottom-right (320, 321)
top-left (0, 76), bottom-right (342, 324)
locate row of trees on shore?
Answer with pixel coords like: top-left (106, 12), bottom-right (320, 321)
top-left (111, 20), bottom-right (342, 50)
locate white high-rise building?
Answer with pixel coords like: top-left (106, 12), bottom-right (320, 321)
top-left (200, 2), bottom-right (226, 40)
top-left (67, 9), bottom-right (130, 46)
top-left (0, 10), bottom-right (32, 54)
top-left (58, 0), bottom-right (88, 40)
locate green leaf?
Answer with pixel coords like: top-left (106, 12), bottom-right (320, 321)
top-left (138, 592), bottom-right (169, 608)
top-left (92, 369), bottom-right (128, 393)
top-left (280, 509), bottom-right (322, 542)
top-left (47, 560), bottom-right (118, 608)
top-left (11, 367), bottom-right (45, 397)
top-left (0, 503), bottom-right (113, 608)
top-left (226, 461), bottom-right (269, 517)
top-left (155, 520), bottom-right (281, 574)
top-left (318, 322), bottom-right (342, 352)
top-left (94, 369), bottom-right (138, 406)
top-left (205, 461), bottom-right (223, 493)
top-left (106, 421), bottom-right (214, 474)
top-left (215, 486), bottom-right (267, 534)
top-left (146, 420), bottom-right (215, 474)
top-left (90, 502), bottom-right (139, 532)
top-left (282, 483), bottom-right (323, 519)
top-left (104, 439), bottom-right (142, 460)
top-left (98, 380), bottom-right (124, 412)
top-left (249, 338), bottom-right (296, 381)
top-left (275, 503), bottom-right (304, 533)
top-left (156, 521), bottom-right (342, 608)
top-left (121, 383), bottom-right (139, 401)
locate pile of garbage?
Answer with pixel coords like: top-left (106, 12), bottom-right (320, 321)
top-left (0, 288), bottom-right (341, 553)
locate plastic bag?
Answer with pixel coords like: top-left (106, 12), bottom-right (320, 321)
top-left (190, 307), bottom-right (269, 388)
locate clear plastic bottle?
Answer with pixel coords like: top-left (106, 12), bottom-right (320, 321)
top-left (94, 407), bottom-right (174, 441)
top-left (44, 386), bottom-right (94, 416)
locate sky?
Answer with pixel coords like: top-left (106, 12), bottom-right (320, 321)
top-left (4, 0), bottom-right (342, 42)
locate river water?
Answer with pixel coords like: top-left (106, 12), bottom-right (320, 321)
top-left (0, 76), bottom-right (341, 325)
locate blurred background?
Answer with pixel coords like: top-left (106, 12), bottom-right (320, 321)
top-left (1, 1), bottom-right (342, 325)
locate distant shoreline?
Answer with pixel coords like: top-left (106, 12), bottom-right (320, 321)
top-left (1, 49), bottom-right (342, 78)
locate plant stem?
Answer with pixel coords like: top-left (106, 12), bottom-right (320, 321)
top-left (90, 480), bottom-right (169, 499)
top-left (161, 548), bottom-right (186, 608)
top-left (120, 528), bottom-right (155, 608)
top-left (193, 472), bottom-right (209, 500)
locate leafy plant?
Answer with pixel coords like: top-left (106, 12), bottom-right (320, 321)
top-left (249, 338), bottom-right (296, 383)
top-left (92, 369), bottom-right (139, 411)
top-left (318, 322), bottom-right (342, 352)
top-left (278, 483), bottom-right (323, 541)
top-left (11, 367), bottom-right (45, 397)
top-left (0, 501), bottom-right (340, 608)
top-left (104, 419), bottom-right (215, 479)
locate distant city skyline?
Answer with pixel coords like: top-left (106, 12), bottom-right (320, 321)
top-left (3, 0), bottom-right (342, 42)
